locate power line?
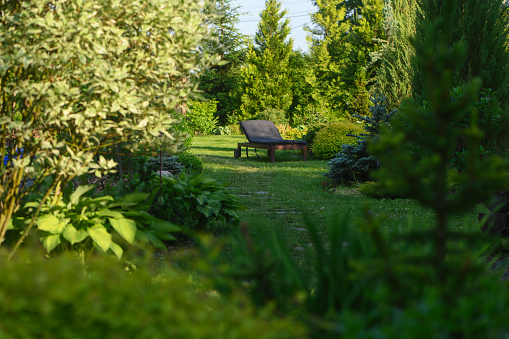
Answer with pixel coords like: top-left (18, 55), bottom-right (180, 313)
top-left (239, 13), bottom-right (310, 23)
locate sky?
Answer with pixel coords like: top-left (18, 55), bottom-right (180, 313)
top-left (234, 0), bottom-right (316, 52)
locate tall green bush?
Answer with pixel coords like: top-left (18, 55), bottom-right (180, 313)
top-left (311, 121), bottom-right (364, 160)
top-left (0, 0), bottom-right (220, 247)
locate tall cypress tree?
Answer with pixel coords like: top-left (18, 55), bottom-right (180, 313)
top-left (237, 0), bottom-right (294, 121)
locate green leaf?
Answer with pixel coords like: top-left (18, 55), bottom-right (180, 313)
top-left (70, 185), bottom-right (95, 205)
top-left (109, 242), bottom-right (124, 260)
top-left (96, 209), bottom-right (124, 219)
top-left (145, 230), bottom-right (167, 250)
top-left (197, 205), bottom-right (213, 218)
top-left (109, 218), bottom-right (136, 244)
top-left (88, 225), bottom-right (112, 253)
top-left (209, 200), bottom-right (222, 216)
top-left (42, 234), bottom-right (61, 253)
top-left (37, 214), bottom-right (67, 234)
top-left (62, 224), bottom-right (89, 244)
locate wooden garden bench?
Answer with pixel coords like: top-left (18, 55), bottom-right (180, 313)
top-left (234, 120), bottom-right (307, 163)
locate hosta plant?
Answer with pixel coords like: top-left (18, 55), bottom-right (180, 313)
top-left (11, 185), bottom-right (180, 261)
top-left (145, 173), bottom-right (247, 233)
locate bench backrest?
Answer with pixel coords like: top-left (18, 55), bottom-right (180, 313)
top-left (239, 120), bottom-right (283, 143)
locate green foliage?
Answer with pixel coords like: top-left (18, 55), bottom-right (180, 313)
top-left (413, 0), bottom-right (509, 105)
top-left (347, 67), bottom-right (371, 116)
top-left (476, 89), bottom-right (509, 156)
top-left (144, 173), bottom-right (246, 233)
top-left (372, 0), bottom-right (419, 110)
top-left (306, 0), bottom-right (384, 119)
top-left (0, 250), bottom-right (307, 338)
top-left (202, 213), bottom-right (509, 337)
top-left (198, 0), bottom-right (248, 125)
top-left (0, 0), bottom-right (220, 246)
top-left (311, 122), bottom-right (364, 160)
top-left (255, 107), bottom-right (289, 126)
top-left (325, 95), bottom-right (395, 184)
top-left (282, 125), bottom-right (308, 141)
top-left (188, 100), bottom-right (220, 135)
top-left (302, 123), bottom-right (327, 150)
top-left (358, 181), bottom-right (402, 198)
top-left (12, 185), bottom-right (179, 259)
top-left (369, 0), bottom-right (509, 280)
top-left (237, 0), bottom-right (294, 121)
top-left (198, 4), bottom-right (509, 337)
top-left (176, 151), bottom-right (204, 176)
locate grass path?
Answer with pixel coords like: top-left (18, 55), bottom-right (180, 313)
top-left (190, 135), bottom-right (486, 253)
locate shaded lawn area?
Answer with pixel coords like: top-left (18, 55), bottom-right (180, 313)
top-left (191, 135), bottom-right (488, 256)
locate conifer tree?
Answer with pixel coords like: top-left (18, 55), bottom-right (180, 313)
top-left (413, 0), bottom-right (509, 106)
top-left (305, 0), bottom-right (351, 118)
top-left (199, 0), bottom-right (247, 125)
top-left (237, 0), bottom-right (293, 121)
top-left (372, 0), bottom-right (419, 109)
top-left (347, 0), bottom-right (384, 116)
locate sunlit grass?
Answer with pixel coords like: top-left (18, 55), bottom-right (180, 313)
top-left (190, 135), bottom-right (488, 255)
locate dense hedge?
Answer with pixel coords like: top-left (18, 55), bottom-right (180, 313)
top-left (0, 250), bottom-right (306, 339)
top-left (311, 122), bottom-right (364, 160)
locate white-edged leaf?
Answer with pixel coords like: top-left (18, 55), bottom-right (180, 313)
top-left (109, 242), bottom-right (124, 260)
top-left (37, 214), bottom-right (67, 234)
top-left (109, 218), bottom-right (136, 244)
top-left (42, 234), bottom-right (61, 253)
top-left (87, 225), bottom-right (112, 252)
top-left (62, 224), bottom-right (88, 244)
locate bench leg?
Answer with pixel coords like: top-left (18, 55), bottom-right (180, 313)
top-left (270, 146), bottom-right (275, 163)
top-left (245, 147), bottom-right (249, 158)
top-left (303, 146), bottom-right (308, 161)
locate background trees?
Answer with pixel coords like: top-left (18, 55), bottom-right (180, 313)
top-left (413, 0), bottom-right (509, 105)
top-left (237, 0), bottom-right (294, 122)
top-left (198, 0), bottom-right (247, 125)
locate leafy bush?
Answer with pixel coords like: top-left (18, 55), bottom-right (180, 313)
top-left (0, 0), bottom-right (216, 245)
top-left (282, 125), bottom-right (308, 140)
top-left (302, 123), bottom-right (327, 149)
top-left (255, 107), bottom-right (289, 126)
top-left (11, 185), bottom-right (179, 260)
top-left (176, 151), bottom-right (203, 176)
top-left (146, 173), bottom-right (246, 233)
top-left (0, 250), bottom-right (307, 338)
top-left (311, 121), bottom-right (364, 160)
top-left (325, 95), bottom-right (395, 184)
top-left (227, 123), bottom-right (242, 135)
top-left (188, 99), bottom-right (219, 135)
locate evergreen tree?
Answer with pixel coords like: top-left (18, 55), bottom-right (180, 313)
top-left (347, 0), bottom-right (385, 116)
top-left (198, 0), bottom-right (247, 125)
top-left (306, 0), bottom-right (351, 118)
top-left (372, 0), bottom-right (419, 110)
top-left (237, 0), bottom-right (294, 121)
top-left (413, 0), bottom-right (509, 106)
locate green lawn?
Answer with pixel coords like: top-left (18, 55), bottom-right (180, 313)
top-left (190, 135), bottom-right (487, 255)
